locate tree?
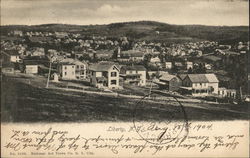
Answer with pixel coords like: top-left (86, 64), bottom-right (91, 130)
top-left (79, 54), bottom-right (91, 61)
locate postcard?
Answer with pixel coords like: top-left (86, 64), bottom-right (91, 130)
top-left (1, 0), bottom-right (249, 157)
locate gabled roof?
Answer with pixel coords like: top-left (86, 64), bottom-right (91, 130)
top-left (205, 74), bottom-right (219, 82)
top-left (186, 74), bottom-right (209, 83)
top-left (89, 62), bottom-right (119, 72)
top-left (59, 58), bottom-right (87, 65)
top-left (121, 65), bottom-right (146, 71)
top-left (159, 74), bottom-right (177, 81)
top-left (23, 60), bottom-right (39, 65)
top-left (3, 50), bottom-right (19, 56)
top-left (177, 74), bottom-right (187, 80)
top-left (185, 73), bottom-right (219, 83)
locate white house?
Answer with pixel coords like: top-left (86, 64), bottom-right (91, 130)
top-left (218, 88), bottom-right (236, 99)
top-left (150, 56), bottom-right (161, 63)
top-left (181, 73), bottom-right (219, 96)
top-left (2, 50), bottom-right (21, 63)
top-left (25, 65), bottom-right (38, 74)
top-left (120, 65), bottom-right (146, 86)
top-left (58, 63), bottom-right (76, 80)
top-left (89, 62), bottom-right (120, 89)
top-left (186, 61), bottom-right (193, 70)
top-left (165, 62), bottom-right (172, 69)
top-left (10, 55), bottom-right (21, 63)
top-left (205, 73), bottom-right (219, 94)
top-left (58, 59), bottom-right (87, 80)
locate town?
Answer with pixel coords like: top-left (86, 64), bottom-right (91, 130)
top-left (1, 23), bottom-right (249, 122)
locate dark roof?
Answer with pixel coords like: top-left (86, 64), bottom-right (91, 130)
top-left (89, 62), bottom-right (119, 72)
top-left (59, 58), bottom-right (87, 65)
top-left (3, 50), bottom-right (19, 56)
top-left (2, 62), bottom-right (15, 68)
top-left (23, 60), bottom-right (39, 65)
top-left (121, 65), bottom-right (146, 71)
top-left (177, 74), bottom-right (187, 80)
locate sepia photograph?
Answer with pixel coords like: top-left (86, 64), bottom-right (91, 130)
top-left (1, 0), bottom-right (249, 157)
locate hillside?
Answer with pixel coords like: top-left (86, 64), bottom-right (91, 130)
top-left (1, 21), bottom-right (249, 44)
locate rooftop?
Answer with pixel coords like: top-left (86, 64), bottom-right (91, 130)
top-left (89, 62), bottom-right (119, 72)
top-left (121, 65), bottom-right (146, 71)
top-left (186, 73), bottom-right (219, 83)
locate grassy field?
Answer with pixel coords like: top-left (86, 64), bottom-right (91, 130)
top-left (1, 74), bottom-right (249, 123)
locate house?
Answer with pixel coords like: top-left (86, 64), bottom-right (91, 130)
top-left (30, 47), bottom-right (45, 57)
top-left (164, 62), bottom-right (172, 69)
top-left (24, 61), bottom-right (38, 74)
top-left (155, 73), bottom-right (181, 91)
top-left (89, 62), bottom-right (120, 89)
top-left (55, 32), bottom-right (68, 38)
top-left (120, 65), bottom-right (146, 86)
top-left (150, 56), bottom-right (161, 63)
top-left (185, 62), bottom-right (193, 70)
top-left (205, 74), bottom-right (219, 94)
top-left (12, 30), bottom-right (23, 36)
top-left (218, 87), bottom-right (228, 97)
top-left (118, 50), bottom-right (145, 61)
top-left (203, 55), bottom-right (222, 68)
top-left (74, 60), bottom-right (87, 80)
top-left (226, 89), bottom-right (237, 99)
top-left (1, 62), bottom-right (15, 73)
top-left (58, 59), bottom-right (87, 80)
top-left (174, 62), bottom-right (183, 67)
top-left (181, 73), bottom-right (219, 96)
top-left (58, 62), bottom-right (76, 80)
top-left (2, 50), bottom-right (21, 63)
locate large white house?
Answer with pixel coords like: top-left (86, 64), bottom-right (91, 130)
top-left (58, 58), bottom-right (87, 80)
top-left (89, 62), bottom-right (120, 89)
top-left (120, 65), bottom-right (146, 86)
top-left (181, 73), bottom-right (219, 96)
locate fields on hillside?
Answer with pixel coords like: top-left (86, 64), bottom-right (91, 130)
top-left (1, 74), bottom-right (249, 123)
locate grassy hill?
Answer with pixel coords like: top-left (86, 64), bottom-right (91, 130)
top-left (1, 21), bottom-right (248, 44)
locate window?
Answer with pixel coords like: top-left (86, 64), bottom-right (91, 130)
top-left (81, 65), bottom-right (85, 69)
top-left (200, 83), bottom-right (202, 86)
top-left (65, 66), bottom-right (67, 70)
top-left (72, 66), bottom-right (74, 68)
top-left (65, 72), bottom-right (67, 76)
top-left (111, 80), bottom-right (117, 85)
top-left (77, 65), bottom-right (79, 69)
top-left (111, 72), bottom-right (117, 77)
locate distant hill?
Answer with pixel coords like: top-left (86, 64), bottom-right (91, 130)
top-left (1, 21), bottom-right (248, 44)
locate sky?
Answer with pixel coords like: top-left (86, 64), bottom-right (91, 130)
top-left (1, 0), bottom-right (249, 26)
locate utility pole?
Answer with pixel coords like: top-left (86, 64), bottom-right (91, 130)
top-left (148, 79), bottom-right (153, 98)
top-left (46, 60), bottom-right (52, 88)
top-left (46, 56), bottom-right (54, 88)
